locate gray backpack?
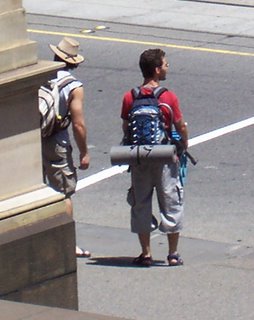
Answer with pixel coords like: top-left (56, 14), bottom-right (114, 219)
top-left (39, 75), bottom-right (75, 137)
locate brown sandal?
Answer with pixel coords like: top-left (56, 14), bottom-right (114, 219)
top-left (133, 254), bottom-right (153, 267)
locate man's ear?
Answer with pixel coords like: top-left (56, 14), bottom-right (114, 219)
top-left (155, 66), bottom-right (161, 75)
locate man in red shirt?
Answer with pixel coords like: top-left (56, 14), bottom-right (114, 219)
top-left (121, 48), bottom-right (188, 267)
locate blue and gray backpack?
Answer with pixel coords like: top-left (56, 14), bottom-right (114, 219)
top-left (126, 86), bottom-right (168, 145)
top-left (125, 86), bottom-right (194, 186)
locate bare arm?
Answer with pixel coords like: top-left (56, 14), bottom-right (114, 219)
top-left (122, 119), bottom-right (129, 135)
top-left (174, 118), bottom-right (188, 150)
top-left (69, 86), bottom-right (90, 170)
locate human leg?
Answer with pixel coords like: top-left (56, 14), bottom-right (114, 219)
top-left (65, 197), bottom-right (91, 257)
top-left (138, 232), bottom-right (151, 257)
top-left (66, 196), bottom-right (91, 258)
top-left (65, 197), bottom-right (73, 216)
top-left (156, 163), bottom-right (184, 266)
top-left (131, 207), bottom-right (153, 266)
top-left (167, 232), bottom-right (183, 266)
top-left (167, 232), bottom-right (179, 255)
top-left (129, 164), bottom-right (154, 266)
top-left (132, 232), bottom-right (152, 267)
top-left (42, 139), bottom-right (90, 258)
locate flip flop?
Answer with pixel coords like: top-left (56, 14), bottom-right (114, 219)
top-left (76, 246), bottom-right (91, 258)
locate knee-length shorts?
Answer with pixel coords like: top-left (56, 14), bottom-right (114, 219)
top-left (128, 161), bottom-right (184, 234)
top-left (42, 137), bottom-right (77, 198)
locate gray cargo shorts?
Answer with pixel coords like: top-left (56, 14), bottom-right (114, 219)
top-left (128, 161), bottom-right (184, 234)
top-left (42, 137), bottom-right (77, 198)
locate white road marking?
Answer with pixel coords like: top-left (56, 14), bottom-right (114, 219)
top-left (76, 165), bottom-right (128, 191)
top-left (189, 116), bottom-right (254, 147)
top-left (76, 116), bottom-right (254, 191)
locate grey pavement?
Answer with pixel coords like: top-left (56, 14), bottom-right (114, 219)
top-left (76, 223), bottom-right (254, 319)
top-left (23, 0), bottom-right (254, 37)
top-left (12, 1), bottom-right (254, 319)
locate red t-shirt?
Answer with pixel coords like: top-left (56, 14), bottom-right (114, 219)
top-left (121, 86), bottom-right (182, 131)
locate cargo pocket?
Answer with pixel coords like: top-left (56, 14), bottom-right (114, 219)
top-left (176, 184), bottom-right (184, 206)
top-left (53, 144), bottom-right (77, 197)
top-left (127, 186), bottom-right (135, 206)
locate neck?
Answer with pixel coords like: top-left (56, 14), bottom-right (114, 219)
top-left (143, 79), bottom-right (160, 87)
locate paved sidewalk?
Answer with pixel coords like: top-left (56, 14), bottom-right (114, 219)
top-left (76, 223), bottom-right (254, 320)
top-left (23, 0), bottom-right (254, 37)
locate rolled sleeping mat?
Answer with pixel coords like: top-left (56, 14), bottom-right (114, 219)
top-left (110, 144), bottom-right (176, 166)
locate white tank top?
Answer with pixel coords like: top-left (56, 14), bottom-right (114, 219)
top-left (53, 70), bottom-right (83, 146)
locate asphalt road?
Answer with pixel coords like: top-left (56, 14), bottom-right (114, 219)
top-left (26, 13), bottom-right (254, 320)
top-left (28, 13), bottom-right (254, 245)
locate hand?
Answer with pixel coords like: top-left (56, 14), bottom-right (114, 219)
top-left (79, 153), bottom-right (90, 170)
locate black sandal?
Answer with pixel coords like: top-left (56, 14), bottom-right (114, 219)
top-left (133, 254), bottom-right (153, 267)
top-left (167, 253), bottom-right (184, 267)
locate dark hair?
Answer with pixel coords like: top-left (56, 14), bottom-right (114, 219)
top-left (139, 49), bottom-right (165, 78)
top-left (54, 54), bottom-right (78, 70)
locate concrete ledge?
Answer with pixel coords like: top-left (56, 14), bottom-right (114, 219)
top-left (0, 0), bottom-right (22, 12)
top-left (2, 273), bottom-right (78, 310)
top-left (0, 201), bottom-right (78, 309)
top-left (0, 300), bottom-right (130, 320)
top-left (0, 60), bottom-right (64, 88)
top-left (0, 186), bottom-right (64, 218)
top-left (0, 2), bottom-right (38, 73)
top-left (0, 40), bottom-right (38, 73)
top-left (0, 8), bottom-right (31, 48)
top-left (0, 1), bottom-right (22, 13)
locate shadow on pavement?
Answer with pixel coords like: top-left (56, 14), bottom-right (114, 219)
top-left (86, 256), bottom-right (166, 268)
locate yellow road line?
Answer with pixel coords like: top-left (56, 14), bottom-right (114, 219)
top-left (27, 28), bottom-right (254, 57)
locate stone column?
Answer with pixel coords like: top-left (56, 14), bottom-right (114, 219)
top-left (0, 0), bottom-right (78, 310)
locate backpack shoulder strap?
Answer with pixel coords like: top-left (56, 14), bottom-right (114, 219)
top-left (131, 86), bottom-right (141, 99)
top-left (131, 86), bottom-right (167, 99)
top-left (56, 75), bottom-right (77, 91)
top-left (153, 86), bottom-right (168, 99)
top-left (159, 102), bottom-right (173, 136)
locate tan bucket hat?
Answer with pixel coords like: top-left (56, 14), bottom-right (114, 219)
top-left (49, 37), bottom-right (84, 64)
